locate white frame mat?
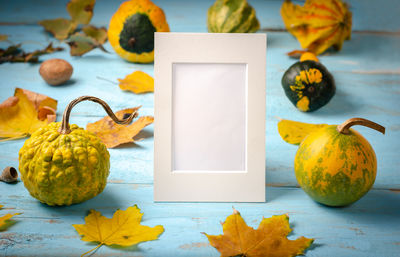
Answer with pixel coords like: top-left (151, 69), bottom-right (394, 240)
top-left (154, 32), bottom-right (266, 202)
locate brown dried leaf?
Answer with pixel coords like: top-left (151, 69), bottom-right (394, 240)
top-left (86, 107), bottom-right (153, 148)
top-left (203, 209), bottom-right (314, 257)
top-left (26, 43), bottom-right (64, 61)
top-left (67, 33), bottom-right (107, 56)
top-left (118, 71), bottom-right (154, 94)
top-left (0, 88), bottom-right (57, 139)
top-left (0, 43), bottom-right (63, 64)
top-left (67, 0), bottom-right (96, 25)
top-left (38, 18), bottom-right (77, 40)
top-left (82, 25), bottom-right (107, 44)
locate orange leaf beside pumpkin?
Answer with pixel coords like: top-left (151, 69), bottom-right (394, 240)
top-left (203, 208), bottom-right (314, 257)
top-left (86, 107), bottom-right (153, 148)
top-left (0, 88), bottom-right (57, 140)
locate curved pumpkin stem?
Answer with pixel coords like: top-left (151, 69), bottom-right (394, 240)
top-left (337, 118), bottom-right (385, 135)
top-left (58, 96), bottom-right (138, 134)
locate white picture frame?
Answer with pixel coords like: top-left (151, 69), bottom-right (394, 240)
top-left (154, 33), bottom-right (266, 202)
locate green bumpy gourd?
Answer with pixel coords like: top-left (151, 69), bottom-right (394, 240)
top-left (207, 0), bottom-right (260, 33)
top-left (19, 122), bottom-right (110, 206)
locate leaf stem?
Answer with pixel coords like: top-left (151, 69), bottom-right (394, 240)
top-left (96, 76), bottom-right (118, 85)
top-left (81, 243), bottom-right (103, 257)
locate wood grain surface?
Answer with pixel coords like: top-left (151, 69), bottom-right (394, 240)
top-left (0, 0), bottom-right (399, 256)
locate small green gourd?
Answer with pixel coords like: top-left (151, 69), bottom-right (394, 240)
top-left (207, 0), bottom-right (260, 33)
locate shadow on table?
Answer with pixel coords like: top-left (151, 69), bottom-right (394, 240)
top-left (38, 186), bottom-right (127, 215)
top-left (265, 186), bottom-right (298, 203)
top-left (307, 87), bottom-right (361, 117)
top-left (318, 189), bottom-right (400, 224)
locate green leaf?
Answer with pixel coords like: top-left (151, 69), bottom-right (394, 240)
top-left (67, 33), bottom-right (107, 56)
top-left (38, 18), bottom-right (77, 40)
top-left (82, 25), bottom-right (107, 44)
top-left (67, 0), bottom-right (96, 25)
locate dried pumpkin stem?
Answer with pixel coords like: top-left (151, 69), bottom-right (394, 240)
top-left (59, 96), bottom-right (138, 134)
top-left (337, 118), bottom-right (385, 135)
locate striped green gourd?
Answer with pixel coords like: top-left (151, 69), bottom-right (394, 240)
top-left (207, 0), bottom-right (260, 33)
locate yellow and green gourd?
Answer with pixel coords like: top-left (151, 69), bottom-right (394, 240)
top-left (207, 0), bottom-right (260, 33)
top-left (281, 53), bottom-right (335, 112)
top-left (18, 96), bottom-right (136, 206)
top-left (295, 118), bottom-right (385, 206)
top-left (108, 0), bottom-right (170, 63)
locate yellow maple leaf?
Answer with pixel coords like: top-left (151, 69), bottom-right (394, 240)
top-left (73, 205), bottom-right (164, 257)
top-left (118, 71), bottom-right (154, 94)
top-left (203, 208), bottom-right (313, 257)
top-left (86, 107), bottom-right (154, 148)
top-left (0, 213), bottom-right (20, 231)
top-left (0, 88), bottom-right (57, 140)
top-left (0, 204), bottom-right (21, 231)
top-left (278, 119), bottom-right (328, 145)
top-left (281, 0), bottom-right (352, 55)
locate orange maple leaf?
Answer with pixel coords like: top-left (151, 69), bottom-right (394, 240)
top-left (86, 107), bottom-right (153, 148)
top-left (0, 88), bottom-right (57, 140)
top-left (203, 208), bottom-right (314, 257)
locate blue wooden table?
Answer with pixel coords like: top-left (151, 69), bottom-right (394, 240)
top-left (0, 0), bottom-right (399, 256)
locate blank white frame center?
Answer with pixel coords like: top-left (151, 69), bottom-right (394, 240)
top-left (154, 32), bottom-right (266, 202)
top-left (172, 63), bottom-right (247, 172)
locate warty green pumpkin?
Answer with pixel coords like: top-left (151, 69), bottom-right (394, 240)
top-left (282, 57), bottom-right (335, 112)
top-left (18, 96), bottom-right (137, 206)
top-left (207, 0), bottom-right (260, 33)
top-left (294, 118), bottom-right (385, 207)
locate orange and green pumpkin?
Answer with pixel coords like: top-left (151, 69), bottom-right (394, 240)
top-left (207, 0), bottom-right (260, 33)
top-left (294, 118), bottom-right (385, 206)
top-left (108, 0), bottom-right (170, 63)
top-left (281, 59), bottom-right (335, 112)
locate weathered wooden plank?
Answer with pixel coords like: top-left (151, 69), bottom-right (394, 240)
top-left (1, 0), bottom-right (400, 32)
top-left (1, 1), bottom-right (400, 256)
top-left (0, 183), bottom-right (399, 257)
top-left (1, 30), bottom-right (398, 188)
